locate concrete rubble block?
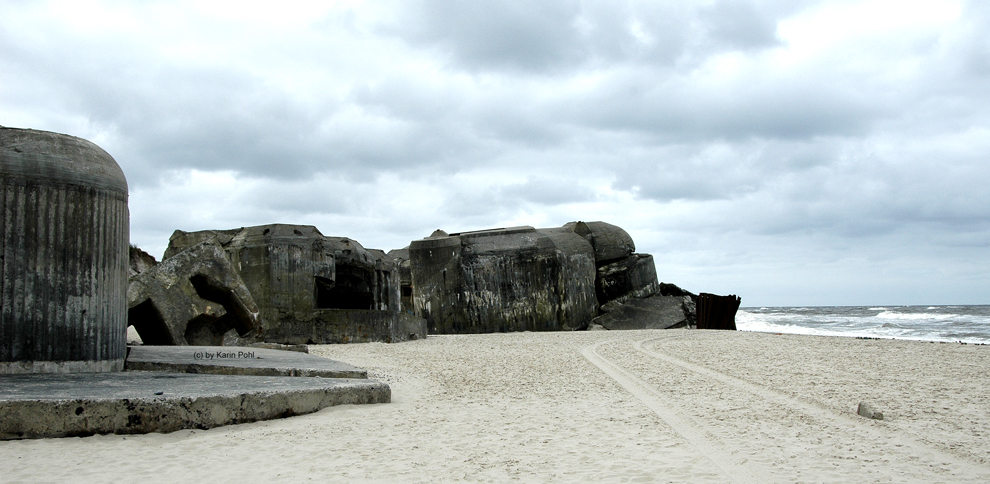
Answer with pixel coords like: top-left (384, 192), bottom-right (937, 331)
top-left (653, 282), bottom-right (698, 327)
top-left (596, 253), bottom-right (660, 306)
top-left (166, 224), bottom-right (426, 344)
top-left (410, 225), bottom-right (598, 334)
top-left (592, 295), bottom-right (692, 330)
top-left (129, 246), bottom-right (157, 277)
top-left (680, 295), bottom-right (697, 327)
top-left (857, 401), bottom-right (884, 420)
top-left (127, 241), bottom-right (261, 346)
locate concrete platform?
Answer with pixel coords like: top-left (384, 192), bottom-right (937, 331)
top-left (125, 345), bottom-right (367, 378)
top-left (0, 346), bottom-right (389, 440)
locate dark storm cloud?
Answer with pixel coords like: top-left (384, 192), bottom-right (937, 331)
top-left (392, 0), bottom-right (802, 74)
top-left (398, 0), bottom-right (586, 72)
top-left (396, 0), bottom-right (776, 75)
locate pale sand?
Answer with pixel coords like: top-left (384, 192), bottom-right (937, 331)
top-left (3, 330), bottom-right (989, 483)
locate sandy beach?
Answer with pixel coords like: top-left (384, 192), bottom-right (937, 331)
top-left (2, 329), bottom-right (988, 483)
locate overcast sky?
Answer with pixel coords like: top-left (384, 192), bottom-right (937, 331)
top-left (2, 0), bottom-right (988, 306)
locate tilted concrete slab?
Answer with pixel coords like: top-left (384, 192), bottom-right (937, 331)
top-left (593, 295), bottom-right (692, 330)
top-left (125, 345), bottom-right (367, 378)
top-left (0, 372), bottom-right (389, 439)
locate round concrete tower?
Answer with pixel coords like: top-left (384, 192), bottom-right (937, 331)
top-left (1, 127), bottom-right (129, 373)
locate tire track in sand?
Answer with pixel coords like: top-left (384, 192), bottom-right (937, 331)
top-left (630, 336), bottom-right (990, 479)
top-left (581, 340), bottom-right (768, 484)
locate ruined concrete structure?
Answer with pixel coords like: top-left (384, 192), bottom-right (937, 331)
top-left (127, 241), bottom-right (261, 346)
top-left (1, 128), bottom-right (129, 374)
top-left (163, 224), bottom-right (426, 344)
top-left (408, 221), bottom-right (668, 334)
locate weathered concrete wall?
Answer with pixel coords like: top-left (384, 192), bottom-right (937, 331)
top-left (408, 233), bottom-right (465, 332)
top-left (456, 227), bottom-right (563, 333)
top-left (536, 227), bottom-right (599, 330)
top-left (1, 128), bottom-right (128, 374)
top-left (166, 224), bottom-right (425, 344)
top-left (407, 221), bottom-right (670, 335)
top-left (246, 309), bottom-right (428, 344)
top-left (410, 225), bottom-right (598, 334)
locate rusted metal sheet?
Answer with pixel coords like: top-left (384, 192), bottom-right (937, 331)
top-left (696, 293), bottom-right (741, 330)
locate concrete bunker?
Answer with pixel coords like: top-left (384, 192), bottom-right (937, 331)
top-left (409, 223), bottom-right (602, 334)
top-left (1, 128), bottom-right (129, 374)
top-left (165, 224), bottom-right (426, 344)
top-left (407, 221), bottom-right (682, 334)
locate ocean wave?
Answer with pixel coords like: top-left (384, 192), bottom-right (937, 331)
top-left (735, 305), bottom-right (990, 344)
top-left (737, 319), bottom-right (870, 339)
top-left (875, 311), bottom-right (958, 321)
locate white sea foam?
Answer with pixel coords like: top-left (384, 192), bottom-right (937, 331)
top-left (876, 311), bottom-right (957, 321)
top-left (736, 306), bottom-right (990, 344)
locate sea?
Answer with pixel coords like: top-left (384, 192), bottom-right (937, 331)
top-left (736, 305), bottom-right (990, 344)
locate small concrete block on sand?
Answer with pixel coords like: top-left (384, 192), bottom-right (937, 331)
top-left (857, 401), bottom-right (884, 420)
top-left (1, 346), bottom-right (387, 439)
top-left (0, 372), bottom-right (389, 439)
